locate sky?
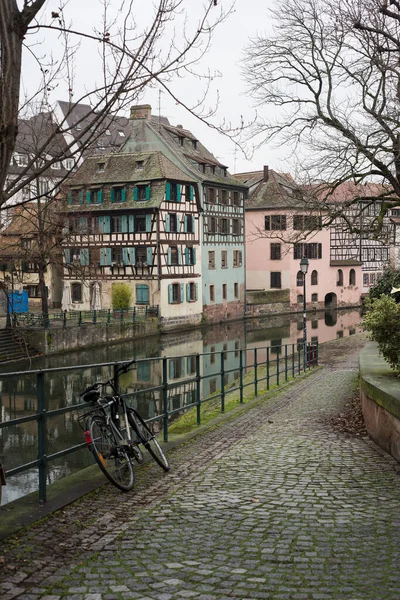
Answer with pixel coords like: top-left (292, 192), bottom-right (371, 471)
top-left (21, 0), bottom-right (285, 176)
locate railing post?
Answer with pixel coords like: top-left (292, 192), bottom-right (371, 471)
top-left (285, 344), bottom-right (288, 382)
top-left (162, 357), bottom-right (169, 442)
top-left (78, 311), bottom-right (82, 326)
top-left (220, 351), bottom-right (225, 413)
top-left (93, 310), bottom-right (97, 324)
top-left (120, 310), bottom-right (124, 324)
top-left (63, 311), bottom-right (67, 329)
top-left (133, 307), bottom-right (136, 322)
top-left (292, 344), bottom-right (295, 378)
top-left (276, 349), bottom-right (280, 386)
top-left (107, 309), bottom-right (111, 324)
top-left (266, 346), bottom-right (270, 391)
top-left (298, 344), bottom-right (301, 374)
top-left (239, 349), bottom-right (244, 403)
top-left (254, 347), bottom-right (258, 397)
top-left (196, 353), bottom-right (201, 425)
top-left (37, 371), bottom-right (47, 504)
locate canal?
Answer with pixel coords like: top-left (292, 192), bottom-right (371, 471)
top-left (0, 308), bottom-right (363, 505)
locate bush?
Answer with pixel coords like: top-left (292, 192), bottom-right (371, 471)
top-left (363, 294), bottom-right (400, 373)
top-left (368, 268), bottom-right (400, 301)
top-left (111, 283), bottom-right (132, 310)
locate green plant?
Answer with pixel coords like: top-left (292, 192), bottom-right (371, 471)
top-left (368, 268), bottom-right (400, 301)
top-left (363, 294), bottom-right (400, 372)
top-left (111, 283), bottom-right (132, 310)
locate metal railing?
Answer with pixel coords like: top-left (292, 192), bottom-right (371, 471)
top-left (11, 305), bottom-right (159, 328)
top-left (0, 341), bottom-right (318, 504)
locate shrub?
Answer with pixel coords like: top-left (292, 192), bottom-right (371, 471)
top-left (111, 283), bottom-right (132, 310)
top-left (368, 268), bottom-right (400, 301)
top-left (363, 294), bottom-right (400, 373)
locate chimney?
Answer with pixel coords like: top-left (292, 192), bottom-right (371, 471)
top-left (130, 104), bottom-right (152, 121)
top-left (263, 165), bottom-right (269, 182)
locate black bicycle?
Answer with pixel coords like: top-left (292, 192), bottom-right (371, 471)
top-left (80, 359), bottom-right (169, 491)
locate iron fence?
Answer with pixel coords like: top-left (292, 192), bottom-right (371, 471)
top-left (0, 341), bottom-right (318, 504)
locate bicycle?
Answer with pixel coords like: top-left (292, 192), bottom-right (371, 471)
top-left (80, 359), bottom-right (169, 491)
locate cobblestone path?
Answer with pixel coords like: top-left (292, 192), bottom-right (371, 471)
top-left (1, 335), bottom-right (400, 599)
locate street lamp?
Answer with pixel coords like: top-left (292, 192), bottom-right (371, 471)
top-left (300, 256), bottom-right (309, 365)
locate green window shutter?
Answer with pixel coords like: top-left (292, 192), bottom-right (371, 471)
top-left (104, 216), bottom-right (111, 234)
top-left (168, 283), bottom-right (173, 304)
top-left (98, 189), bottom-right (103, 204)
top-left (146, 185), bottom-right (151, 200)
top-left (128, 214), bottom-right (135, 232)
top-left (67, 191), bottom-right (72, 205)
top-left (86, 191), bottom-right (91, 204)
top-left (129, 247), bottom-right (135, 265)
top-left (121, 215), bottom-right (128, 233)
top-left (165, 182), bottom-right (171, 201)
top-left (122, 247), bottom-right (129, 265)
top-left (186, 282), bottom-right (190, 301)
top-left (110, 188), bottom-right (115, 203)
top-left (100, 248), bottom-right (106, 266)
top-left (106, 248), bottom-right (112, 265)
top-left (80, 248), bottom-right (89, 266)
top-left (145, 214), bottom-right (152, 232)
top-left (98, 216), bottom-right (104, 233)
top-left (193, 247), bottom-right (196, 265)
top-left (64, 249), bottom-right (71, 264)
top-left (183, 215), bottom-right (188, 233)
top-left (146, 247), bottom-right (153, 266)
top-left (180, 283), bottom-right (184, 302)
top-left (165, 213), bottom-right (170, 232)
top-left (167, 248), bottom-right (171, 265)
top-left (133, 187), bottom-right (138, 201)
top-left (21, 260), bottom-right (26, 273)
top-left (195, 282), bottom-right (198, 301)
top-left (79, 190), bottom-right (84, 204)
top-left (121, 188), bottom-right (126, 202)
top-left (190, 185), bottom-right (194, 201)
top-left (178, 247), bottom-right (182, 265)
top-left (177, 185), bottom-right (181, 202)
top-left (185, 247), bottom-right (189, 265)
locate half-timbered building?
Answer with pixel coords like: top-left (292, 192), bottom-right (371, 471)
top-left (62, 151), bottom-right (202, 328)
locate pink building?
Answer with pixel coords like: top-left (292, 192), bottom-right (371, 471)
top-left (236, 167), bottom-right (362, 312)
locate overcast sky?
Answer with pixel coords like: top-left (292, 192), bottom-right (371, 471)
top-left (23, 1), bottom-right (286, 176)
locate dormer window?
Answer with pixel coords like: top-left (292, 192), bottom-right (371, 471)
top-left (15, 153), bottom-right (28, 167)
top-left (136, 160), bottom-right (144, 169)
top-left (193, 140), bottom-right (197, 150)
top-left (118, 131), bottom-right (125, 137)
top-left (97, 162), bottom-right (105, 173)
top-left (179, 136), bottom-right (184, 146)
top-left (51, 161), bottom-right (61, 170)
top-left (75, 125), bottom-right (82, 131)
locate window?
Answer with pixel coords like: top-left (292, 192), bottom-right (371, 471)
top-left (220, 190), bottom-right (228, 205)
top-left (293, 215), bottom-right (322, 230)
top-left (187, 282), bottom-right (197, 302)
top-left (15, 153), bottom-right (28, 167)
top-left (21, 238), bottom-right (31, 249)
top-left (136, 160), bottom-right (144, 169)
top-left (111, 247), bottom-right (123, 264)
top-left (349, 269), bottom-right (356, 285)
top-left (234, 283), bottom-right (239, 299)
top-left (297, 294), bottom-right (304, 303)
top-left (111, 216), bottom-right (123, 233)
top-left (88, 216), bottom-right (100, 233)
top-left (135, 216), bottom-right (147, 233)
top-left (311, 270), bottom-right (318, 285)
top-left (24, 285), bottom-right (40, 298)
top-left (135, 185), bottom-right (149, 201)
top-left (270, 243), bottom-right (281, 260)
top-left (118, 131), bottom-right (125, 137)
top-left (208, 251), bottom-right (215, 269)
top-left (210, 345), bottom-right (216, 364)
top-left (185, 247), bottom-right (196, 266)
top-left (233, 250), bottom-right (242, 267)
top-left (312, 320), bottom-right (318, 329)
top-left (170, 183), bottom-right (180, 202)
top-left (219, 218), bottom-right (229, 234)
top-left (265, 215), bottom-right (287, 231)
top-left (311, 293), bottom-right (318, 302)
top-left (233, 191), bottom-right (241, 207)
top-left (71, 283), bottom-right (82, 303)
top-left (370, 273), bottom-right (376, 286)
top-left (221, 250), bottom-right (228, 268)
top-left (185, 214), bottom-right (194, 233)
top-left (136, 246), bottom-right (147, 265)
top-left (169, 357), bottom-right (183, 378)
top-left (169, 246), bottom-right (179, 265)
top-left (337, 269), bottom-right (343, 286)
top-left (207, 188), bottom-right (216, 204)
top-left (51, 161), bottom-right (61, 170)
top-left (293, 243), bottom-right (322, 259)
top-left (222, 283), bottom-right (227, 300)
top-left (169, 213), bottom-right (178, 232)
top-left (208, 216), bottom-right (217, 233)
top-left (89, 188), bottom-right (101, 204)
top-left (64, 158), bottom-right (74, 170)
top-left (71, 189), bottom-right (82, 205)
top-left (97, 162), bottom-right (105, 173)
top-left (22, 186), bottom-right (31, 201)
top-left (111, 186), bottom-right (125, 203)
top-left (185, 185), bottom-right (194, 201)
top-left (296, 271), bottom-right (304, 287)
top-left (169, 283), bottom-right (182, 304)
top-left (23, 261), bottom-right (37, 273)
top-left (136, 284), bottom-right (149, 305)
top-left (270, 272), bottom-right (281, 288)
top-left (210, 285), bottom-right (215, 302)
top-left (363, 273), bottom-right (369, 286)
top-left (232, 219), bottom-right (240, 235)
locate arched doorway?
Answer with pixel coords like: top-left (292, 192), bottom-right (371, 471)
top-left (325, 292), bottom-right (337, 309)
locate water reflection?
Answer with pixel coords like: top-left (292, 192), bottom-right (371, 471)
top-left (0, 308), bottom-right (362, 505)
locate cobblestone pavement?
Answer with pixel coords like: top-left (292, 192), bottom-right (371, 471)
top-left (1, 334), bottom-right (400, 599)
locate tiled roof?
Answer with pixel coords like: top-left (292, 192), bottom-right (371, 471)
top-left (241, 169), bottom-right (308, 210)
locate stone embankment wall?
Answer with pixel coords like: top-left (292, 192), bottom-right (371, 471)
top-left (360, 343), bottom-right (400, 463)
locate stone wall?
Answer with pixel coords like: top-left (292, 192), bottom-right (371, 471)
top-left (202, 300), bottom-right (245, 323)
top-left (360, 343), bottom-right (400, 463)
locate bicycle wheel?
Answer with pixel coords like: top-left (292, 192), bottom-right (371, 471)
top-left (127, 409), bottom-right (169, 471)
top-left (86, 414), bottom-right (134, 491)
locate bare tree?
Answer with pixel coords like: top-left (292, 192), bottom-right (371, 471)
top-left (242, 0), bottom-right (400, 232)
top-left (0, 0), bottom-right (231, 211)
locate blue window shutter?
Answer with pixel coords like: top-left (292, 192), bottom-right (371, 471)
top-left (183, 215), bottom-right (187, 232)
top-left (181, 357), bottom-right (185, 375)
top-left (195, 282), bottom-right (198, 301)
top-left (67, 191), bottom-right (72, 205)
top-left (128, 214), bottom-right (134, 232)
top-left (86, 191), bottom-right (91, 204)
top-left (167, 248), bottom-right (171, 265)
top-left (100, 248), bottom-right (106, 266)
top-left (121, 215), bottom-right (128, 233)
top-left (98, 189), bottom-right (103, 204)
top-left (79, 190), bottom-right (84, 204)
top-left (185, 247), bottom-right (189, 265)
top-left (190, 185), bottom-right (194, 201)
top-left (64, 249), bottom-right (71, 264)
top-left (177, 185), bottom-right (181, 202)
top-left (104, 216), bottom-right (111, 234)
top-left (178, 247), bottom-right (182, 265)
top-left (98, 216), bottom-right (104, 233)
top-left (165, 214), bottom-right (170, 232)
top-left (193, 248), bottom-right (196, 265)
top-left (80, 249), bottom-right (89, 266)
top-left (122, 247), bottom-right (129, 265)
top-left (186, 282), bottom-right (190, 301)
top-left (168, 284), bottom-right (173, 304)
top-left (166, 182), bottom-right (171, 201)
top-left (110, 188), bottom-right (115, 203)
top-left (133, 187), bottom-right (138, 201)
top-left (146, 185), bottom-right (151, 200)
top-left (106, 248), bottom-right (112, 265)
top-left (180, 283), bottom-right (184, 302)
top-left (145, 214), bottom-right (152, 232)
top-left (121, 188), bottom-right (126, 202)
top-left (146, 247), bottom-right (153, 265)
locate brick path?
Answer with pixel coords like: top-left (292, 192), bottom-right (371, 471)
top-left (1, 335), bottom-right (400, 599)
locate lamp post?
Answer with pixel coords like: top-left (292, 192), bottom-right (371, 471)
top-left (300, 256), bottom-right (309, 366)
